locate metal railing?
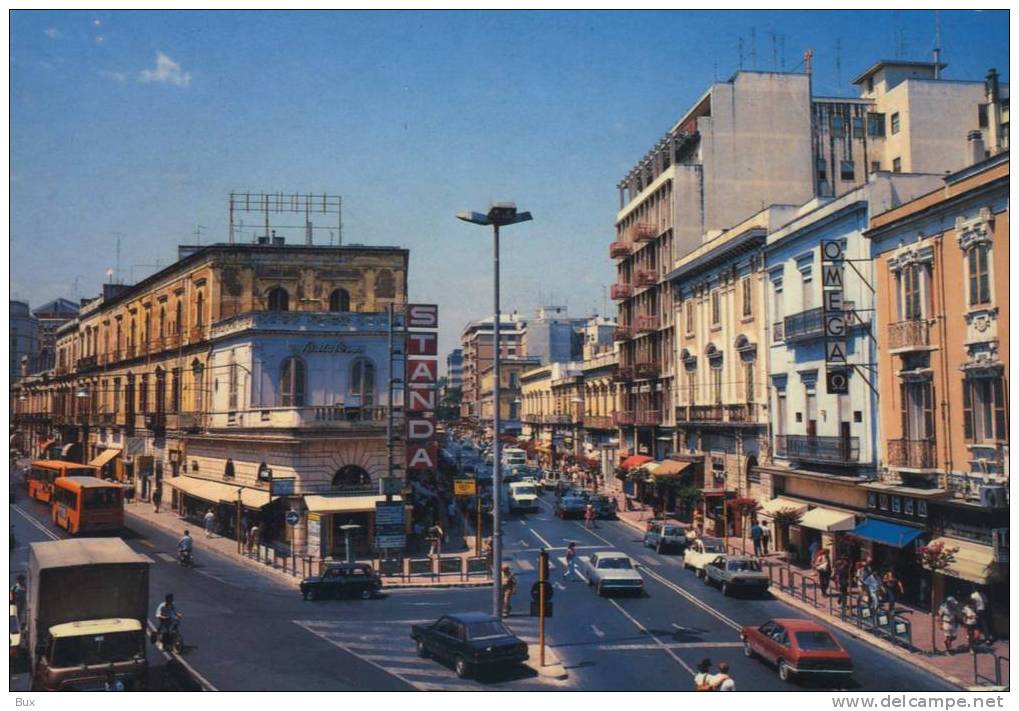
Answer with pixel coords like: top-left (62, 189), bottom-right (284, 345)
top-left (633, 222), bottom-right (657, 241)
top-left (889, 319), bottom-right (932, 351)
top-left (887, 438), bottom-right (938, 469)
top-left (610, 283), bottom-right (633, 300)
top-left (775, 434), bottom-right (860, 463)
top-left (613, 367), bottom-right (634, 381)
top-left (584, 415), bottom-right (614, 429)
top-left (634, 362), bottom-right (659, 379)
top-left (635, 410), bottom-right (661, 426)
top-left (634, 270), bottom-right (657, 288)
top-left (613, 411), bottom-right (635, 426)
top-left (635, 314), bottom-right (660, 333)
top-left (613, 325), bottom-right (633, 341)
top-left (544, 414), bottom-right (572, 425)
top-left (609, 241), bottom-right (632, 259)
top-left (974, 654), bottom-right (1009, 688)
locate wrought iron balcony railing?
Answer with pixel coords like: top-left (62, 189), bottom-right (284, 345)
top-left (635, 410), bottom-right (661, 426)
top-left (634, 270), bottom-right (657, 288)
top-left (774, 434), bottom-right (860, 463)
top-left (609, 241), bottom-right (632, 259)
top-left (613, 411), bottom-right (635, 426)
top-left (888, 319), bottom-right (932, 352)
top-left (887, 438), bottom-right (937, 469)
top-left (610, 283), bottom-right (634, 300)
top-left (633, 223), bottom-right (657, 241)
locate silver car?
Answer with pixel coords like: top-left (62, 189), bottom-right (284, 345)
top-left (581, 551), bottom-right (645, 596)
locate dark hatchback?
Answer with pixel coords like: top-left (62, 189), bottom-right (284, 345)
top-left (411, 612), bottom-right (529, 679)
top-left (300, 563), bottom-right (383, 601)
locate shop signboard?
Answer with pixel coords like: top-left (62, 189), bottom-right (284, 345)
top-left (270, 477), bottom-right (296, 496)
top-left (375, 501), bottom-right (407, 550)
top-left (454, 479), bottom-right (476, 496)
top-left (406, 304), bottom-right (439, 473)
top-left (822, 239), bottom-right (848, 394)
top-left (306, 512), bottom-right (321, 559)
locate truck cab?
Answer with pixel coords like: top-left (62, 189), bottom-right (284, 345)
top-left (508, 481), bottom-right (539, 513)
top-left (37, 618), bottom-right (146, 690)
top-left (502, 448), bottom-right (527, 468)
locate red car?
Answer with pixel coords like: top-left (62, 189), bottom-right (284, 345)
top-left (740, 618), bottom-right (854, 683)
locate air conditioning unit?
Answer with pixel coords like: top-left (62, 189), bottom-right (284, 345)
top-left (978, 485), bottom-right (1008, 508)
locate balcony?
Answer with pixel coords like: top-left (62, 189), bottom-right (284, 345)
top-left (634, 361), bottom-right (660, 379)
top-left (889, 319), bottom-right (932, 352)
top-left (125, 344), bottom-right (136, 359)
top-left (783, 306), bottom-right (865, 343)
top-left (584, 415), bottom-right (614, 430)
top-left (610, 283), bottom-right (634, 300)
top-left (635, 410), bottom-right (661, 426)
top-left (613, 325), bottom-right (634, 341)
top-left (610, 241), bottom-right (632, 259)
top-left (613, 411), bottom-right (635, 426)
top-left (634, 270), bottom-right (658, 288)
top-left (612, 367), bottom-right (635, 382)
top-left (545, 414), bottom-right (572, 425)
top-left (209, 405), bottom-right (388, 430)
top-left (75, 355), bottom-right (98, 372)
top-left (522, 414), bottom-right (543, 425)
top-left (887, 438), bottom-right (937, 470)
top-left (633, 223), bottom-right (658, 242)
top-left (690, 404), bottom-right (724, 422)
top-left (724, 403), bottom-right (758, 422)
top-left (774, 434), bottom-right (860, 464)
top-left (635, 314), bottom-right (660, 333)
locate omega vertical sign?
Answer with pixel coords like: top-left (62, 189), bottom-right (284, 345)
top-left (821, 240), bottom-right (849, 395)
top-left (406, 304), bottom-right (439, 470)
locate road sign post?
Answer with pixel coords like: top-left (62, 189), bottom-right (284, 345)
top-left (539, 549), bottom-right (547, 667)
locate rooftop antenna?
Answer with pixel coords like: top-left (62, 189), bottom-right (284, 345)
top-left (113, 231), bottom-right (125, 284)
top-left (836, 38), bottom-right (843, 89)
top-left (770, 30), bottom-right (778, 71)
top-left (933, 10), bottom-right (942, 79)
top-left (750, 27), bottom-right (757, 69)
top-left (738, 36), bottom-right (744, 70)
top-left (193, 224), bottom-right (205, 246)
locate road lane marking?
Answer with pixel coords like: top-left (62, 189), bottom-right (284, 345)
top-left (156, 552), bottom-right (177, 563)
top-left (554, 581), bottom-right (567, 591)
top-left (597, 642), bottom-right (744, 651)
top-left (572, 522), bottom-right (616, 547)
top-left (515, 559), bottom-right (534, 572)
top-left (146, 620), bottom-right (219, 691)
top-left (528, 528), bottom-right (554, 549)
top-left (11, 504), bottom-right (59, 540)
top-left (639, 566), bottom-right (741, 632)
top-left (635, 554), bottom-right (662, 567)
top-left (608, 599), bottom-right (694, 675)
top-left (591, 625), bottom-right (605, 638)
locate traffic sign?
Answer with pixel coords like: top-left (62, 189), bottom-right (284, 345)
top-left (270, 478), bottom-right (296, 496)
top-left (530, 580), bottom-right (554, 602)
top-left (454, 479), bottom-right (477, 496)
top-left (285, 510), bottom-right (300, 527)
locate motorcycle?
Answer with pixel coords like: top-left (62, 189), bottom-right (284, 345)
top-left (156, 618), bottom-right (184, 655)
top-left (177, 548), bottom-right (194, 568)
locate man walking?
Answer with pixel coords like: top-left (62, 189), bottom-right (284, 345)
top-left (750, 521), bottom-right (763, 557)
top-left (204, 508), bottom-right (216, 538)
top-left (971, 588), bottom-right (992, 642)
top-left (584, 504), bottom-right (596, 530)
top-left (760, 524), bottom-right (771, 555)
top-left (563, 542), bottom-right (577, 580)
top-left (710, 661), bottom-right (735, 691)
top-left (10, 574), bottom-right (27, 624)
top-left (152, 487), bottom-right (162, 514)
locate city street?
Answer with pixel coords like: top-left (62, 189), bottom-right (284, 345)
top-left (10, 486), bottom-right (958, 691)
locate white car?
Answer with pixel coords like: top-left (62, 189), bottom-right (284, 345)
top-left (581, 551), bottom-right (645, 596)
top-left (683, 537), bottom-right (727, 578)
top-left (508, 482), bottom-right (539, 512)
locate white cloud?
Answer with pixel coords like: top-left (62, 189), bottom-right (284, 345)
top-left (43, 28), bottom-right (61, 39)
top-left (139, 51), bottom-right (191, 87)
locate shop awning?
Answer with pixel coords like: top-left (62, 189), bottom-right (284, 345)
top-left (850, 518), bottom-right (924, 548)
top-left (651, 460), bottom-right (693, 478)
top-left (799, 507), bottom-right (856, 532)
top-left (89, 448), bottom-right (122, 468)
top-left (166, 476), bottom-right (274, 509)
top-left (621, 455), bottom-right (653, 470)
top-left (305, 494), bottom-right (403, 515)
top-left (925, 537), bottom-right (999, 585)
top-left (759, 497), bottom-right (809, 517)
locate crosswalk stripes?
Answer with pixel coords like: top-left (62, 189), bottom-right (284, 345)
top-left (293, 618), bottom-right (555, 691)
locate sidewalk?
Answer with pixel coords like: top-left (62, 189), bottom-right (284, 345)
top-left (125, 501), bottom-right (493, 590)
top-left (614, 506), bottom-right (1009, 690)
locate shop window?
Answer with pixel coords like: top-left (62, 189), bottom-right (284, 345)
top-left (879, 494), bottom-right (889, 511)
top-left (917, 500), bottom-right (928, 518)
top-left (904, 498), bottom-right (915, 516)
top-left (891, 496), bottom-right (901, 514)
top-left (867, 492), bottom-right (877, 509)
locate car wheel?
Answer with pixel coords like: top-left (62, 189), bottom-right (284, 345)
top-left (416, 639), bottom-right (428, 658)
top-left (721, 582), bottom-right (731, 596)
top-left (597, 582), bottom-right (605, 596)
top-left (778, 659), bottom-right (792, 682)
top-left (656, 542), bottom-right (664, 554)
top-left (360, 588), bottom-right (373, 600)
top-left (743, 639), bottom-right (755, 658)
top-left (696, 568), bottom-right (704, 579)
top-left (304, 589), bottom-right (317, 602)
top-left (454, 656), bottom-right (470, 679)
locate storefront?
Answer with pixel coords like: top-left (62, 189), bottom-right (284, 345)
top-left (757, 497), bottom-right (808, 552)
top-left (167, 475), bottom-right (278, 543)
top-left (848, 518), bottom-right (927, 605)
top-left (791, 506), bottom-right (856, 564)
top-left (924, 536), bottom-right (1007, 636)
top-left (304, 494), bottom-right (406, 559)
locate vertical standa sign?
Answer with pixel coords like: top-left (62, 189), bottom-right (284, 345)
top-left (821, 240), bottom-right (849, 395)
top-left (406, 305), bottom-right (439, 470)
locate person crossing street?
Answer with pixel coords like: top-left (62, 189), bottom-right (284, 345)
top-left (563, 542), bottom-right (577, 580)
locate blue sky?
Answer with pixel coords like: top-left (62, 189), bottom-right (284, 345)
top-left (10, 10), bottom-right (1009, 364)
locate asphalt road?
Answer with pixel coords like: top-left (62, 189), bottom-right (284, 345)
top-left (9, 483), bottom-right (958, 692)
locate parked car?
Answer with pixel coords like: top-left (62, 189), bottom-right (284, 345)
top-left (410, 612), bottom-right (529, 679)
top-left (581, 551), bottom-right (645, 596)
top-left (9, 604), bottom-right (21, 660)
top-left (643, 522), bottom-right (689, 553)
top-left (740, 618), bottom-right (853, 683)
top-left (703, 555), bottom-right (770, 596)
top-left (554, 495), bottom-right (587, 519)
top-left (300, 563), bottom-right (383, 601)
top-left (683, 537), bottom-right (727, 577)
top-left (588, 495), bottom-right (617, 519)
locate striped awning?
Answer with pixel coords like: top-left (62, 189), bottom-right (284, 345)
top-left (924, 537), bottom-right (1000, 585)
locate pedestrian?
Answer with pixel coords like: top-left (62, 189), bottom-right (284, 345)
top-left (961, 600), bottom-right (981, 651)
top-left (564, 542), bottom-right (577, 580)
top-left (970, 588), bottom-right (993, 642)
top-left (103, 670), bottom-right (125, 692)
top-left (710, 661), bottom-right (735, 691)
top-left (750, 521), bottom-right (763, 557)
top-left (10, 574), bottom-right (26, 623)
top-left (813, 548), bottom-right (831, 597)
top-left (854, 558), bottom-right (872, 593)
top-left (204, 508), bottom-right (216, 538)
top-left (808, 540), bottom-right (820, 565)
top-left (693, 658), bottom-right (714, 691)
top-left (483, 538), bottom-right (493, 572)
top-left (863, 570), bottom-right (882, 616)
top-left (760, 524), bottom-right (771, 555)
top-left (834, 557), bottom-right (851, 607)
top-left (152, 487), bottom-right (162, 514)
top-left (584, 504), bottom-right (596, 529)
top-left (501, 564), bottom-right (517, 618)
top-left (250, 523), bottom-right (261, 552)
top-left (938, 596), bottom-right (960, 654)
top-left (429, 524), bottom-right (443, 557)
top-left (881, 568), bottom-right (904, 613)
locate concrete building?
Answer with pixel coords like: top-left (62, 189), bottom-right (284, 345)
top-left (459, 314), bottom-right (526, 422)
top-left (32, 298), bottom-right (79, 374)
top-left (10, 300), bottom-right (38, 382)
top-left (445, 348), bottom-right (463, 391)
top-left (520, 361), bottom-right (584, 469)
top-left (866, 151), bottom-right (1008, 631)
top-left (580, 315), bottom-right (617, 360)
top-left (581, 350), bottom-right (620, 487)
top-left (12, 239), bottom-right (409, 559)
top-left (478, 356), bottom-right (540, 437)
top-left (519, 306), bottom-right (587, 364)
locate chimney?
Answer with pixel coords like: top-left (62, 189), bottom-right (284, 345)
top-left (986, 68), bottom-right (1002, 155)
top-left (967, 130), bottom-right (986, 166)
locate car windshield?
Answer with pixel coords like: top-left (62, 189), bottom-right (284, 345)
top-left (513, 486), bottom-right (536, 497)
top-left (563, 497), bottom-right (583, 505)
top-left (794, 631), bottom-right (840, 651)
top-left (10, 615), bottom-right (19, 634)
top-left (729, 560), bottom-right (762, 572)
top-left (597, 557), bottom-right (633, 570)
top-left (702, 541), bottom-right (725, 553)
top-left (50, 630), bottom-right (144, 668)
top-left (466, 621), bottom-right (512, 640)
top-left (663, 526), bottom-right (683, 536)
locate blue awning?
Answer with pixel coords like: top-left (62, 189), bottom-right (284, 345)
top-left (850, 518), bottom-right (924, 548)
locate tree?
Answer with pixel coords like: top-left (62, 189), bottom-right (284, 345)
top-left (918, 540), bottom-right (959, 653)
top-left (726, 496), bottom-right (759, 548)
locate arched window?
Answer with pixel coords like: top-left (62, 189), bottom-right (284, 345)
top-left (329, 288), bottom-right (350, 312)
top-left (224, 459), bottom-right (235, 479)
top-left (350, 358), bottom-right (376, 406)
top-left (279, 357), bottom-right (306, 407)
top-left (332, 465), bottom-right (370, 487)
top-left (267, 287), bottom-right (289, 312)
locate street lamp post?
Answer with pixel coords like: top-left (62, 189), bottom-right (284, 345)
top-left (457, 203), bottom-right (532, 617)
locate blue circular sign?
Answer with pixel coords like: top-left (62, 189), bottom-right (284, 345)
top-left (286, 510), bottom-right (300, 527)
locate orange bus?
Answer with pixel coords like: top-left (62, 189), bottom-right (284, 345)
top-left (50, 476), bottom-right (125, 534)
top-left (26, 461), bottom-right (101, 503)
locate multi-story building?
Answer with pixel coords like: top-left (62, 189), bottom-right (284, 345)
top-left (866, 151), bottom-right (1008, 631)
top-left (12, 239), bottom-right (409, 558)
top-left (520, 361), bottom-right (583, 469)
top-left (668, 205), bottom-right (796, 535)
top-left (32, 298), bottom-right (79, 373)
top-left (581, 350), bottom-right (619, 485)
top-left (460, 314), bottom-right (526, 422)
top-left (520, 306), bottom-right (587, 364)
top-left (445, 348), bottom-right (464, 391)
top-left (580, 315), bottom-right (617, 360)
top-left (10, 300), bottom-right (38, 382)
top-left (478, 356), bottom-right (540, 437)
top-left (759, 173), bottom-right (944, 567)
